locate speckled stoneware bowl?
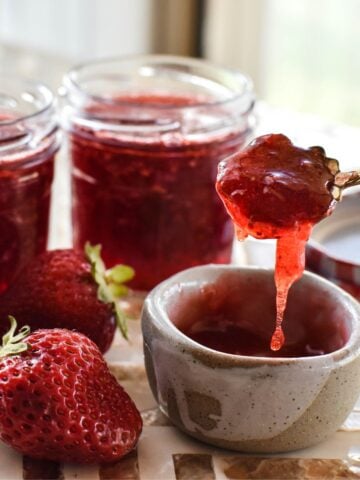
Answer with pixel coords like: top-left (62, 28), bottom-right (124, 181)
top-left (141, 265), bottom-right (360, 453)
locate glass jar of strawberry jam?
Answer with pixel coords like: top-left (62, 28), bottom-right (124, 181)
top-left (0, 76), bottom-right (59, 294)
top-left (63, 56), bottom-right (255, 290)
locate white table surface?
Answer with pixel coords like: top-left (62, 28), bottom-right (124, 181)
top-left (4, 104), bottom-right (360, 479)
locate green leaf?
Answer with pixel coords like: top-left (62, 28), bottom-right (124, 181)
top-left (114, 302), bottom-right (128, 340)
top-left (85, 242), bottom-right (106, 282)
top-left (85, 242), bottom-right (111, 302)
top-left (0, 316), bottom-right (30, 358)
top-left (108, 283), bottom-right (128, 298)
top-left (106, 265), bottom-right (135, 284)
top-left (85, 242), bottom-right (135, 342)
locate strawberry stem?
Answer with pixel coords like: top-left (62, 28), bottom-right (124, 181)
top-left (85, 243), bottom-right (135, 340)
top-left (0, 316), bottom-right (30, 357)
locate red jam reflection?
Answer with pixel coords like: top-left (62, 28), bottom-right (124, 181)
top-left (216, 134), bottom-right (336, 351)
top-left (70, 94), bottom-right (249, 290)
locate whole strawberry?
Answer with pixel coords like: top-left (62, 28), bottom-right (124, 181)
top-left (0, 244), bottom-right (134, 353)
top-left (0, 317), bottom-right (142, 463)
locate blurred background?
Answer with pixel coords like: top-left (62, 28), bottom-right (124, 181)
top-left (0, 0), bottom-right (359, 126)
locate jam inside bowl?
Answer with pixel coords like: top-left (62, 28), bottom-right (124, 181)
top-left (142, 265), bottom-right (360, 453)
top-left (306, 190), bottom-right (360, 300)
top-left (168, 270), bottom-right (350, 358)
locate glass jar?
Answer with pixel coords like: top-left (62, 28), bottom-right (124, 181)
top-left (0, 76), bottom-right (59, 293)
top-left (63, 55), bottom-right (255, 290)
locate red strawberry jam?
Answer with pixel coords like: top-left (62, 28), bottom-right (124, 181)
top-left (216, 134), bottom-right (336, 351)
top-left (175, 271), bottom-right (349, 357)
top-left (0, 155), bottom-right (54, 294)
top-left (70, 94), bottom-right (250, 290)
top-left (0, 78), bottom-right (58, 294)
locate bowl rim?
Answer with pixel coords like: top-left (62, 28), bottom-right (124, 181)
top-left (307, 190), bottom-right (360, 270)
top-left (307, 237), bottom-right (360, 271)
top-left (144, 264), bottom-right (360, 366)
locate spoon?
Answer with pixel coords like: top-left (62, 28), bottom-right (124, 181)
top-left (314, 151), bottom-right (360, 201)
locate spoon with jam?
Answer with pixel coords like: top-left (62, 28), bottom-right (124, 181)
top-left (216, 133), bottom-right (358, 352)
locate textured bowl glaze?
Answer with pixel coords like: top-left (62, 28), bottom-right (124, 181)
top-left (142, 265), bottom-right (360, 453)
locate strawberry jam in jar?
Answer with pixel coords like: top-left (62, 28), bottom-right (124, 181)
top-left (0, 76), bottom-right (59, 294)
top-left (63, 56), bottom-right (255, 290)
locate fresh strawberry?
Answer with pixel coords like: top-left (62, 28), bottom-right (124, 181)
top-left (0, 317), bottom-right (142, 463)
top-left (0, 244), bottom-right (134, 353)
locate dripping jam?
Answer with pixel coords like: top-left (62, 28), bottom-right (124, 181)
top-left (216, 134), bottom-right (336, 351)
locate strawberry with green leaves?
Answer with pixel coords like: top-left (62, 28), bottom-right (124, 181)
top-left (0, 317), bottom-right (142, 463)
top-left (0, 244), bottom-right (134, 353)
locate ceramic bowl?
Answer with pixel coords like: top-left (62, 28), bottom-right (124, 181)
top-left (306, 190), bottom-right (360, 300)
top-left (141, 265), bottom-right (360, 453)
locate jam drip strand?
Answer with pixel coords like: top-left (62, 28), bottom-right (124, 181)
top-left (271, 225), bottom-right (312, 351)
top-left (216, 134), bottom-right (336, 351)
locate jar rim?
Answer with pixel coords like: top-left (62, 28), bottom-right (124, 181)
top-left (0, 74), bottom-right (55, 126)
top-left (63, 54), bottom-right (255, 111)
top-left (0, 75), bottom-right (59, 160)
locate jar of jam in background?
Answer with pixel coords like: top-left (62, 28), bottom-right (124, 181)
top-left (0, 76), bottom-right (59, 294)
top-left (63, 55), bottom-right (255, 290)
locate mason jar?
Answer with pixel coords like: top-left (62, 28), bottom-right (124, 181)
top-left (0, 76), bottom-right (59, 293)
top-left (63, 55), bottom-right (255, 290)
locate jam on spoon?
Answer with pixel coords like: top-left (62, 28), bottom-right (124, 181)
top-left (216, 133), bottom-right (338, 351)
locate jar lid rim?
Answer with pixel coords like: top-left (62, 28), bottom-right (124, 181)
top-left (63, 54), bottom-right (255, 110)
top-left (0, 74), bottom-right (55, 127)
